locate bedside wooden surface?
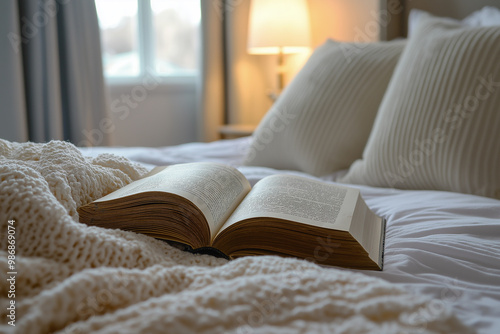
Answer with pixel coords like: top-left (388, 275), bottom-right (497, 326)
top-left (219, 124), bottom-right (256, 139)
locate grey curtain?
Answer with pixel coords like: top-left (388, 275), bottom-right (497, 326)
top-left (197, 0), bottom-right (227, 142)
top-left (197, 0), bottom-right (274, 142)
top-left (0, 0), bottom-right (109, 146)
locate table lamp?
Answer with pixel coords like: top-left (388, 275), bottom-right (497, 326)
top-left (247, 0), bottom-right (311, 99)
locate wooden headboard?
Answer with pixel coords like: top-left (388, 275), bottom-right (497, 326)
top-left (380, 0), bottom-right (500, 40)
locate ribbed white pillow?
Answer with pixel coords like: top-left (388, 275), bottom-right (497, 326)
top-left (341, 13), bottom-right (500, 199)
top-left (243, 39), bottom-right (405, 176)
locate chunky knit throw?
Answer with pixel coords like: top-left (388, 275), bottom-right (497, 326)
top-left (0, 139), bottom-right (471, 334)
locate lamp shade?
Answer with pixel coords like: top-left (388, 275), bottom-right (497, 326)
top-left (247, 0), bottom-right (311, 54)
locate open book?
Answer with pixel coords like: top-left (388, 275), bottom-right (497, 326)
top-left (78, 163), bottom-right (386, 270)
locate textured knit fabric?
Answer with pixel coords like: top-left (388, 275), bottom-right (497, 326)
top-left (0, 139), bottom-right (471, 334)
top-left (244, 39), bottom-right (405, 176)
top-left (341, 13), bottom-right (500, 199)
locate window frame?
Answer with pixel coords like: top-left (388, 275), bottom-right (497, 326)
top-left (100, 0), bottom-right (199, 85)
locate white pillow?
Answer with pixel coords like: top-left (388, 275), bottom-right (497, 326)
top-left (243, 39), bottom-right (406, 176)
top-left (341, 13), bottom-right (500, 199)
top-left (408, 9), bottom-right (458, 36)
top-left (463, 6), bottom-right (500, 26)
top-left (408, 6), bottom-right (500, 36)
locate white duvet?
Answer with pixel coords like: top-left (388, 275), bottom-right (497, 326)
top-left (82, 137), bottom-right (500, 333)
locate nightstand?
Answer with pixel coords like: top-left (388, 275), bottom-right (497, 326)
top-left (219, 124), bottom-right (256, 139)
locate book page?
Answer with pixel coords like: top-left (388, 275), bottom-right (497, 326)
top-left (96, 162), bottom-right (251, 238)
top-left (218, 174), bottom-right (358, 234)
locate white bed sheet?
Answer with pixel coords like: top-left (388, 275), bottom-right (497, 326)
top-left (81, 138), bottom-right (500, 333)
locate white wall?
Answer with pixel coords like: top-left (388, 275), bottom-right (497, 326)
top-left (309, 0), bottom-right (380, 44)
top-left (106, 78), bottom-right (197, 147)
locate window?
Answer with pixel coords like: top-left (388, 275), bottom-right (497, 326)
top-left (95, 0), bottom-right (200, 78)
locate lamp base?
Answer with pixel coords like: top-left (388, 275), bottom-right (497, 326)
top-left (267, 50), bottom-right (285, 102)
top-left (267, 91), bottom-right (280, 102)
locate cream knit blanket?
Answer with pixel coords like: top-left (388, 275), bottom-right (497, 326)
top-left (0, 139), bottom-right (471, 334)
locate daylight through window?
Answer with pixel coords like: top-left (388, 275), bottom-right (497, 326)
top-left (95, 0), bottom-right (200, 78)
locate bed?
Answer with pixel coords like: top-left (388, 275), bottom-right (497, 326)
top-left (1, 0), bottom-right (500, 333)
